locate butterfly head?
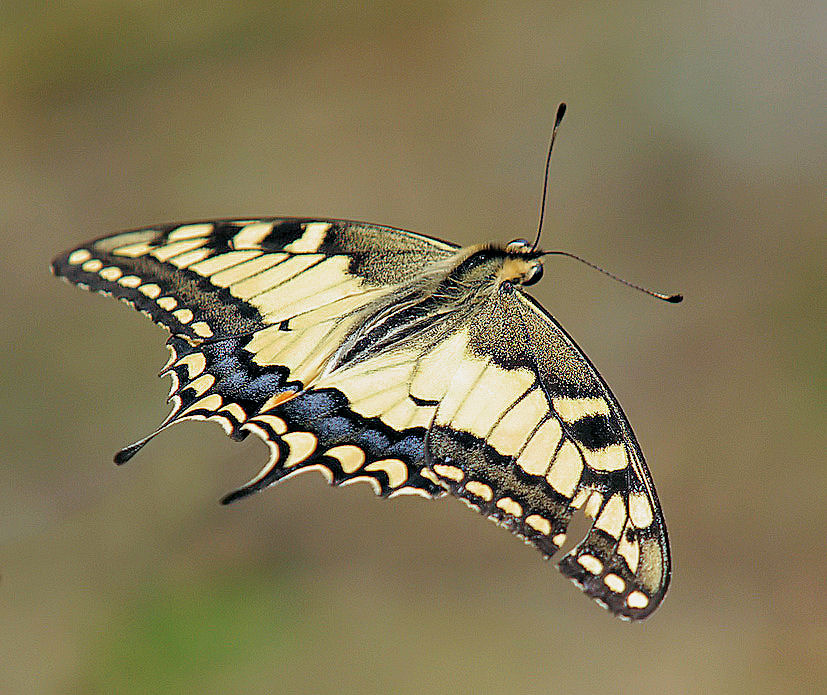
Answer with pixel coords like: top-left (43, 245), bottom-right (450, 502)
top-left (442, 241), bottom-right (544, 292)
top-left (499, 238), bottom-right (544, 286)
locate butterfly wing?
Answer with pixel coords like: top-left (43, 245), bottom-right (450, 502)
top-left (51, 218), bottom-right (458, 498)
top-left (424, 289), bottom-right (670, 620)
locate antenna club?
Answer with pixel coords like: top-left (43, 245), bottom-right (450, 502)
top-left (666, 294), bottom-right (683, 303)
top-left (555, 102), bottom-right (567, 124)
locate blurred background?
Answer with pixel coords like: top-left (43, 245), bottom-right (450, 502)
top-left (1, 2), bottom-right (824, 693)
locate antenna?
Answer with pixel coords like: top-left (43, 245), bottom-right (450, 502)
top-left (531, 102), bottom-right (567, 251)
top-left (542, 250), bottom-right (683, 303)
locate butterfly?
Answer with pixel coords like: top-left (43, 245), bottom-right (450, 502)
top-left (52, 215), bottom-right (673, 620)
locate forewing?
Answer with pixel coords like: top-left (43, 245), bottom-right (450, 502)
top-left (425, 290), bottom-right (670, 620)
top-left (51, 218), bottom-right (457, 498)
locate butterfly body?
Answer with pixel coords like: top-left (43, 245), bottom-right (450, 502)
top-left (53, 217), bottom-right (670, 620)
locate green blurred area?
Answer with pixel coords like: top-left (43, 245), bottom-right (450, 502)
top-left (1, 2), bottom-right (824, 693)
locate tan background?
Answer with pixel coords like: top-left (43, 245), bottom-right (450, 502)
top-left (1, 3), bottom-right (824, 693)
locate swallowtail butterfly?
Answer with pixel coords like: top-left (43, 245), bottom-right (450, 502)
top-left (53, 216), bottom-right (673, 620)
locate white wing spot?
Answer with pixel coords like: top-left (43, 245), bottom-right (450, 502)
top-left (604, 573), bottom-right (626, 593)
top-left (118, 275), bottom-right (143, 288)
top-left (173, 308), bottom-right (194, 324)
top-left (388, 487), bottom-right (434, 499)
top-left (157, 297), bottom-right (177, 311)
top-left (186, 373), bottom-right (215, 397)
top-left (577, 554), bottom-right (604, 575)
top-left (516, 417), bottom-right (562, 476)
top-left (365, 458), bottom-right (408, 488)
top-left (179, 393), bottom-right (223, 417)
top-left (626, 590), bottom-right (650, 609)
top-left (169, 248), bottom-right (211, 268)
top-left (99, 266), bottom-right (123, 281)
top-left (324, 445), bottom-right (366, 474)
top-left (282, 431), bottom-right (318, 466)
top-left (138, 284), bottom-right (162, 299)
top-left (525, 514), bottom-right (552, 535)
top-left (81, 259), bottom-right (103, 272)
top-left (151, 239), bottom-right (207, 263)
top-left (68, 249), bottom-right (91, 264)
top-left (420, 468), bottom-right (440, 485)
top-left (218, 402), bottom-right (246, 424)
top-left (191, 321), bottom-right (214, 338)
top-left (191, 250), bottom-right (263, 278)
top-left (496, 497), bottom-right (523, 518)
top-left (432, 464), bottom-right (464, 482)
top-left (464, 480), bottom-right (493, 502)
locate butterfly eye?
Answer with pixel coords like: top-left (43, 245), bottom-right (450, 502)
top-left (506, 239), bottom-right (532, 254)
top-left (522, 261), bottom-right (544, 285)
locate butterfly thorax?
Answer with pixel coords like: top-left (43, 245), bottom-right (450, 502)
top-left (442, 243), bottom-right (544, 290)
top-left (327, 244), bottom-right (542, 373)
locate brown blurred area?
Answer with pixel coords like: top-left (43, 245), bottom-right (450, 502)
top-left (1, 2), bottom-right (824, 693)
